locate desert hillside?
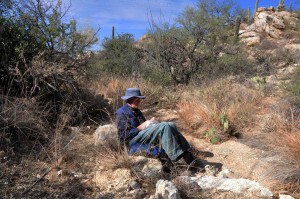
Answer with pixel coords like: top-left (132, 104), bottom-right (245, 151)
top-left (1, 1), bottom-right (300, 198)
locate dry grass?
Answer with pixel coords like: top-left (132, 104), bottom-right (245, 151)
top-left (87, 77), bottom-right (178, 115)
top-left (0, 95), bottom-right (51, 141)
top-left (177, 78), bottom-right (262, 138)
top-left (276, 181), bottom-right (300, 199)
top-left (173, 177), bottom-right (203, 198)
top-left (51, 105), bottom-right (74, 167)
top-left (96, 142), bottom-right (134, 170)
top-left (176, 100), bottom-right (216, 134)
top-left (263, 114), bottom-right (300, 197)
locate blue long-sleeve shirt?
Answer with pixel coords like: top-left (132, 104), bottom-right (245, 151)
top-left (116, 103), bottom-right (146, 142)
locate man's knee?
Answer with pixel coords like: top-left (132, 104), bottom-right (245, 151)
top-left (167, 122), bottom-right (176, 128)
top-left (159, 122), bottom-right (175, 128)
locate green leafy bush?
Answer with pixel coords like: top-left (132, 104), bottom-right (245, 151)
top-left (99, 33), bottom-right (140, 76)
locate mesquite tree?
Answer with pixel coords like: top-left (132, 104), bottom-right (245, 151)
top-left (0, 0), bottom-right (98, 96)
top-left (144, 0), bottom-right (245, 85)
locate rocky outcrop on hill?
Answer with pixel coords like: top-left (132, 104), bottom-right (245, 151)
top-left (239, 8), bottom-right (299, 46)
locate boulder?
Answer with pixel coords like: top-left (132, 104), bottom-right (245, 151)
top-left (279, 11), bottom-right (292, 19)
top-left (241, 36), bottom-right (261, 46)
top-left (265, 26), bottom-right (282, 39)
top-left (279, 194), bottom-right (295, 199)
top-left (272, 16), bottom-right (285, 29)
top-left (153, 180), bottom-right (181, 199)
top-left (94, 124), bottom-right (117, 146)
top-left (266, 6), bottom-right (275, 12)
top-left (288, 17), bottom-right (300, 29)
top-left (257, 7), bottom-right (267, 12)
top-left (178, 175), bottom-right (273, 198)
top-left (239, 31), bottom-right (260, 38)
top-left (284, 44), bottom-right (300, 53)
top-left (245, 9), bottom-right (292, 39)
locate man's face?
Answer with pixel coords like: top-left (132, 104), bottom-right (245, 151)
top-left (131, 98), bottom-right (141, 108)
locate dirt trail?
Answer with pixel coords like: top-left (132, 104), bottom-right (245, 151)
top-left (152, 107), bottom-right (277, 188)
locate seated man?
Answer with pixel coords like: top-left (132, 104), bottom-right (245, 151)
top-left (116, 88), bottom-right (203, 172)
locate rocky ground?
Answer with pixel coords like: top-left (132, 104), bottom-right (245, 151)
top-left (0, 103), bottom-right (296, 198)
top-left (1, 7), bottom-right (300, 199)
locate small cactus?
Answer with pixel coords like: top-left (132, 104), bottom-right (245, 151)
top-left (289, 2), bottom-right (293, 13)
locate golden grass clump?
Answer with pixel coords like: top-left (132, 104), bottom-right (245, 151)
top-left (97, 143), bottom-right (134, 170)
top-left (266, 121), bottom-right (300, 197)
top-left (176, 100), bottom-right (216, 134)
top-left (274, 128), bottom-right (300, 167)
top-left (177, 78), bottom-right (263, 137)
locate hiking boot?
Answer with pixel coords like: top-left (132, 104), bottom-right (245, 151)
top-left (182, 151), bottom-right (196, 165)
top-left (182, 151), bottom-right (205, 172)
top-left (159, 156), bottom-right (174, 173)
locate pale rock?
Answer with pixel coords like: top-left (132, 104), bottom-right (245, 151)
top-left (265, 25), bottom-right (282, 39)
top-left (129, 180), bottom-right (141, 190)
top-left (217, 169), bottom-right (232, 178)
top-left (266, 75), bottom-right (278, 86)
top-left (266, 6), bottom-right (275, 12)
top-left (284, 44), bottom-right (300, 53)
top-left (94, 124), bottom-right (117, 146)
top-left (94, 168), bottom-right (131, 191)
top-left (257, 7), bottom-right (267, 12)
top-left (241, 36), bottom-right (261, 46)
top-left (247, 10), bottom-right (287, 39)
top-left (204, 165), bottom-right (218, 176)
top-left (272, 16), bottom-right (285, 29)
top-left (255, 12), bottom-right (273, 31)
top-left (136, 34), bottom-right (153, 47)
top-left (142, 158), bottom-right (163, 177)
top-left (155, 180), bottom-right (181, 199)
top-left (279, 194), bottom-right (295, 199)
top-left (278, 66), bottom-right (296, 75)
top-left (196, 176), bottom-right (273, 198)
top-left (288, 17), bottom-right (300, 29)
top-left (279, 11), bottom-right (292, 19)
top-left (130, 189), bottom-right (145, 199)
top-left (239, 31), bottom-right (260, 38)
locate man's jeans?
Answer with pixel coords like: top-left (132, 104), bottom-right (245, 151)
top-left (129, 122), bottom-right (191, 161)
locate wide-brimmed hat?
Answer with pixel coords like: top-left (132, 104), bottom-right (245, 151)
top-left (121, 88), bottom-right (146, 100)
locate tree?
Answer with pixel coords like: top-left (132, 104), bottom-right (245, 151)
top-left (144, 0), bottom-right (245, 85)
top-left (0, 0), bottom-right (98, 96)
top-left (101, 33), bottom-right (140, 76)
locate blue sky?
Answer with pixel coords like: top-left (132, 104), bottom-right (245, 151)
top-left (65, 0), bottom-right (300, 50)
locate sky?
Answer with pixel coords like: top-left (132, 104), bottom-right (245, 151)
top-left (65, 0), bottom-right (300, 50)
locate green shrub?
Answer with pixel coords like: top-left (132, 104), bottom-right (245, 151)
top-left (282, 64), bottom-right (300, 116)
top-left (99, 33), bottom-right (140, 77)
top-left (196, 52), bottom-right (255, 82)
top-left (142, 67), bottom-right (172, 86)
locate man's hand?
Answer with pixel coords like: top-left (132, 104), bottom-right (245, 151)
top-left (138, 119), bottom-right (158, 131)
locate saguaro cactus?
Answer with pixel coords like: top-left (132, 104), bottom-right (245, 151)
top-left (278, 0), bottom-right (286, 11)
top-left (289, 2), bottom-right (293, 13)
top-left (234, 16), bottom-right (241, 43)
top-left (112, 26), bottom-right (115, 39)
top-left (248, 7), bottom-right (251, 24)
top-left (254, 0), bottom-right (259, 16)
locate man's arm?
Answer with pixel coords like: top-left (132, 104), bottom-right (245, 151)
top-left (116, 112), bottom-right (140, 141)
